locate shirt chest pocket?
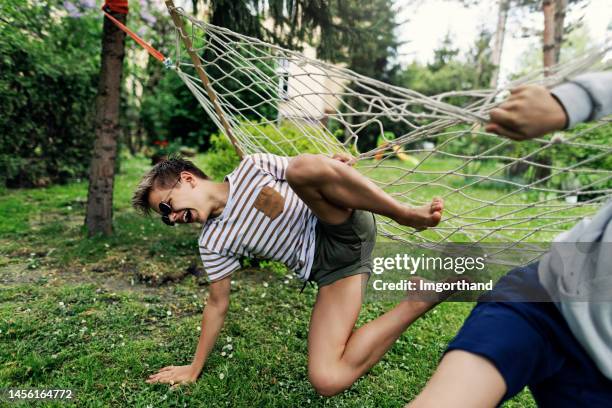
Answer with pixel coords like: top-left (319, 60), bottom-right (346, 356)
top-left (253, 186), bottom-right (285, 220)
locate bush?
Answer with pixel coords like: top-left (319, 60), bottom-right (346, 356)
top-left (205, 121), bottom-right (344, 179)
top-left (140, 72), bottom-right (216, 152)
top-left (0, 1), bottom-right (101, 187)
top-left (140, 41), bottom-right (281, 153)
top-left (436, 122), bottom-right (612, 198)
top-left (205, 134), bottom-right (241, 181)
top-left (548, 123), bottom-right (612, 197)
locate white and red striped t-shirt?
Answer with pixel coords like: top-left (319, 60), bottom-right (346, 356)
top-left (198, 153), bottom-right (318, 282)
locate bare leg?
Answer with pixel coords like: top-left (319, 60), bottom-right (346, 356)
top-left (406, 350), bottom-right (506, 408)
top-left (307, 274), bottom-right (443, 396)
top-left (286, 154), bottom-right (443, 227)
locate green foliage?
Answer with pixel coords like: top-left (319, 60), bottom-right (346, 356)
top-left (489, 124), bottom-right (612, 200)
top-left (365, 30), bottom-right (497, 154)
top-left (205, 121), bottom-right (340, 180)
top-left (205, 0), bottom-right (397, 66)
top-left (548, 124), bottom-right (612, 195)
top-left (330, 0), bottom-right (399, 152)
top-left (140, 71), bottom-right (216, 151)
top-left (205, 133), bottom-right (241, 181)
top-left (428, 33), bottom-right (460, 73)
top-left (553, 124), bottom-right (612, 170)
top-left (437, 122), bottom-right (612, 199)
top-left (139, 0), bottom-right (400, 157)
top-left (201, 41), bottom-right (279, 121)
top-left (0, 0), bottom-right (101, 187)
top-left (330, 0), bottom-right (399, 77)
top-left (141, 41), bottom-right (279, 153)
top-left (257, 260), bottom-right (290, 277)
top-left (398, 29), bottom-right (494, 102)
top-left (0, 153), bottom-right (544, 407)
top-left (242, 122), bottom-right (341, 156)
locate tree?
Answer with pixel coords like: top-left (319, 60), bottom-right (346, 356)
top-left (553, 0), bottom-right (568, 63)
top-left (502, 0), bottom-right (570, 178)
top-left (137, 0), bottom-right (400, 154)
top-left (326, 0), bottom-right (400, 152)
top-left (398, 31), bottom-right (494, 100)
top-left (0, 0), bottom-right (101, 188)
top-left (428, 33), bottom-right (460, 73)
top-left (512, 0), bottom-right (580, 72)
top-left (469, 28), bottom-right (495, 88)
top-left (199, 0), bottom-right (395, 64)
top-left (193, 0), bottom-right (336, 59)
top-left (451, 0), bottom-right (507, 87)
top-left (458, 0), bottom-right (582, 82)
top-left (85, 1), bottom-right (128, 236)
top-left (542, 0), bottom-right (556, 72)
top-left (490, 0), bottom-right (509, 88)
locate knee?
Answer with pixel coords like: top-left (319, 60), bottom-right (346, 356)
top-left (308, 369), bottom-right (346, 397)
top-left (286, 154), bottom-right (333, 187)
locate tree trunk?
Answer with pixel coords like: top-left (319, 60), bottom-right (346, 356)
top-left (553, 0), bottom-right (567, 64)
top-left (85, 9), bottom-right (127, 236)
top-left (512, 0), bottom-right (559, 182)
top-left (489, 0), bottom-right (509, 88)
top-left (542, 0), bottom-right (556, 75)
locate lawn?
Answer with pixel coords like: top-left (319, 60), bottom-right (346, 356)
top-left (0, 153), bottom-right (547, 407)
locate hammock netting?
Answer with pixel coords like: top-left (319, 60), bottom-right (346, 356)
top-left (164, 3), bottom-right (612, 266)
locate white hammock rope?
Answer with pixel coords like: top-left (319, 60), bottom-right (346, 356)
top-left (164, 3), bottom-right (611, 266)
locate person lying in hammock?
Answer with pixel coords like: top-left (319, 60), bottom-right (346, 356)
top-left (132, 151), bottom-right (445, 394)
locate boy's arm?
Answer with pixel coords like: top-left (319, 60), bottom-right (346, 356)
top-left (486, 71), bottom-right (612, 141)
top-left (551, 71), bottom-right (612, 128)
top-left (191, 276), bottom-right (231, 374)
top-left (250, 152), bottom-right (355, 182)
top-left (146, 276), bottom-right (231, 386)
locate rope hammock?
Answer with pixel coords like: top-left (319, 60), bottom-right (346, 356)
top-left (130, 1), bottom-right (612, 266)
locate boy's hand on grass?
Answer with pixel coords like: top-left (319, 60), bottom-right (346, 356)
top-left (485, 85), bottom-right (568, 141)
top-left (331, 153), bottom-right (356, 166)
top-left (146, 364), bottom-right (199, 388)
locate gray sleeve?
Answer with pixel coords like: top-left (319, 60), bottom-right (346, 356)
top-left (550, 71), bottom-right (612, 128)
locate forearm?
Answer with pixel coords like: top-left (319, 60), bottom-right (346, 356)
top-left (551, 71), bottom-right (612, 128)
top-left (191, 302), bottom-right (228, 374)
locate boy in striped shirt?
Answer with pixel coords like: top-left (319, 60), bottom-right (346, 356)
top-left (133, 152), bottom-right (444, 395)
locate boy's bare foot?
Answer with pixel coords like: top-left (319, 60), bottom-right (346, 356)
top-left (395, 198), bottom-right (444, 230)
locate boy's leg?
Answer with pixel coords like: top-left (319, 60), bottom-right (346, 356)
top-left (406, 350), bottom-right (506, 408)
top-left (286, 154), bottom-right (443, 228)
top-left (307, 274), bottom-right (441, 396)
top-left (407, 263), bottom-right (595, 407)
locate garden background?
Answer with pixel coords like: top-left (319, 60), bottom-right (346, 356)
top-left (1, 0), bottom-right (609, 406)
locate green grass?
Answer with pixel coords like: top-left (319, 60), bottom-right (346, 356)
top-left (0, 278), bottom-right (535, 407)
top-left (359, 154), bottom-right (595, 244)
top-left (0, 154), bottom-right (546, 407)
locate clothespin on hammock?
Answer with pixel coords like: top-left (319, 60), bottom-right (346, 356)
top-left (101, 1), bottom-right (173, 68)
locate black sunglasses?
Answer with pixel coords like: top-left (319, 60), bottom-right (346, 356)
top-left (159, 177), bottom-right (181, 226)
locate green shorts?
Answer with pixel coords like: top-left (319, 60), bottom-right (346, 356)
top-left (308, 209), bottom-right (377, 287)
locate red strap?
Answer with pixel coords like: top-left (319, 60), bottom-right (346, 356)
top-left (101, 5), bottom-right (166, 63)
top-left (104, 0), bottom-right (128, 14)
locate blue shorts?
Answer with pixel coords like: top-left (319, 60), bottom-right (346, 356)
top-left (447, 263), bottom-right (612, 407)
